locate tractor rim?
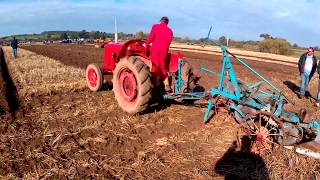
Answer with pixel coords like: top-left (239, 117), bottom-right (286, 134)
top-left (88, 68), bottom-right (98, 87)
top-left (118, 68), bottom-right (138, 103)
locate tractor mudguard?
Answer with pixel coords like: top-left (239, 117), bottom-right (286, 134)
top-left (166, 52), bottom-right (184, 73)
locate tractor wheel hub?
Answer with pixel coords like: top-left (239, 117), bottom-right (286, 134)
top-left (119, 69), bottom-right (137, 102)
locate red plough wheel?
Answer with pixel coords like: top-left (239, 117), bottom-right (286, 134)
top-left (239, 111), bottom-right (284, 155)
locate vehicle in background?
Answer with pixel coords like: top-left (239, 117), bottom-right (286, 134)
top-left (59, 39), bottom-right (72, 43)
top-left (94, 38), bottom-right (110, 48)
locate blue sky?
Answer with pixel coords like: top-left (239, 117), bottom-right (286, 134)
top-left (0, 0), bottom-right (319, 47)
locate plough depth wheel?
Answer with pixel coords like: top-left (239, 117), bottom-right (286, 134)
top-left (239, 111), bottom-right (284, 155)
top-left (174, 61), bottom-right (197, 93)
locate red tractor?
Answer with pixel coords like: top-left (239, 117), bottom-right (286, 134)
top-left (86, 40), bottom-right (196, 114)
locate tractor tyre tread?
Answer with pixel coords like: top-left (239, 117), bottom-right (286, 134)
top-left (131, 56), bottom-right (144, 73)
top-left (138, 67), bottom-right (150, 84)
top-left (140, 79), bottom-right (153, 96)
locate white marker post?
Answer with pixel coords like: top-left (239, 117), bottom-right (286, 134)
top-left (115, 17), bottom-right (118, 43)
top-left (226, 36), bottom-right (229, 47)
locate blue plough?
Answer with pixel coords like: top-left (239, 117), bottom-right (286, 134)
top-left (164, 27), bottom-right (320, 152)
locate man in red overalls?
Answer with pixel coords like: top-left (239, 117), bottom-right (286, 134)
top-left (146, 16), bottom-right (173, 92)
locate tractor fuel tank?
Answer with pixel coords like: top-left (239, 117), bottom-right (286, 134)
top-left (166, 52), bottom-right (183, 73)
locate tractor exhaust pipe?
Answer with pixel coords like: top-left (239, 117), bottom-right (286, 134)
top-left (115, 17), bottom-right (118, 43)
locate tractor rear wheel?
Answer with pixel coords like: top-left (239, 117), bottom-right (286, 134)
top-left (86, 64), bottom-right (103, 91)
top-left (113, 56), bottom-right (153, 114)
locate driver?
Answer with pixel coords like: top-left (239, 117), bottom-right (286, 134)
top-left (146, 16), bottom-right (173, 92)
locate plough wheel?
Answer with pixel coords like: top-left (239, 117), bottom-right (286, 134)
top-left (113, 56), bottom-right (153, 114)
top-left (239, 111), bottom-right (284, 155)
top-left (177, 61), bottom-right (197, 93)
top-left (277, 122), bottom-right (303, 145)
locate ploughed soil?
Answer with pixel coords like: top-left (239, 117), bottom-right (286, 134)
top-left (23, 44), bottom-right (313, 114)
top-left (21, 44), bottom-right (295, 80)
top-left (21, 44), bottom-right (104, 69)
top-left (22, 44), bottom-right (300, 99)
top-left (0, 44), bottom-right (317, 179)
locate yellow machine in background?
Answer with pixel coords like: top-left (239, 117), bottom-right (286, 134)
top-left (94, 38), bottom-right (110, 48)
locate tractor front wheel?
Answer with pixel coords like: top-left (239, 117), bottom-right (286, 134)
top-left (113, 56), bottom-right (153, 114)
top-left (86, 64), bottom-right (103, 91)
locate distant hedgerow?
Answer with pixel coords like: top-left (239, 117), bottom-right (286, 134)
top-left (258, 38), bottom-right (292, 55)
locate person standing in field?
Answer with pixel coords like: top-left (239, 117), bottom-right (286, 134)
top-left (10, 37), bottom-right (18, 59)
top-left (146, 16), bottom-right (173, 93)
top-left (316, 58), bottom-right (320, 107)
top-left (298, 47), bottom-right (317, 99)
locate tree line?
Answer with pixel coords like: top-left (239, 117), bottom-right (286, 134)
top-left (44, 30), bottom-right (135, 40)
